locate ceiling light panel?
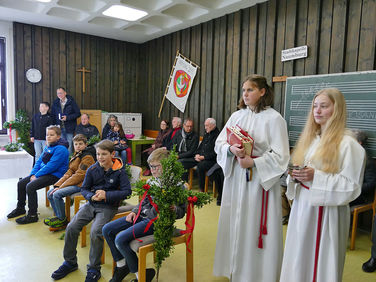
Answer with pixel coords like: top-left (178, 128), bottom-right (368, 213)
top-left (103, 5), bottom-right (148, 22)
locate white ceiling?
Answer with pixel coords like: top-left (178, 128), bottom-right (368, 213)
top-left (0, 0), bottom-right (266, 43)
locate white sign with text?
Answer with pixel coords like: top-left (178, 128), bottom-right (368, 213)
top-left (281, 45), bottom-right (308, 62)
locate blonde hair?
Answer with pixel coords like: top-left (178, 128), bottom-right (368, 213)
top-left (148, 148), bottom-right (169, 164)
top-left (291, 88), bottom-right (347, 173)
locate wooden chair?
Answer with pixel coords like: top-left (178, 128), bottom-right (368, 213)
top-left (111, 208), bottom-right (194, 282)
top-left (45, 186), bottom-right (51, 207)
top-left (350, 192), bottom-right (376, 250)
top-left (188, 167), bottom-right (216, 196)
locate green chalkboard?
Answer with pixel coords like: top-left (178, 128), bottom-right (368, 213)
top-left (284, 71), bottom-right (376, 157)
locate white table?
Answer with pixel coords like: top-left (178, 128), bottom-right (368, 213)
top-left (0, 149), bottom-right (33, 179)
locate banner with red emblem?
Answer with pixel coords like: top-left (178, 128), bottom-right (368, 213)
top-left (165, 53), bottom-right (198, 113)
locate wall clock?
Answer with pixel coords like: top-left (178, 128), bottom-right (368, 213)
top-left (26, 68), bottom-right (42, 83)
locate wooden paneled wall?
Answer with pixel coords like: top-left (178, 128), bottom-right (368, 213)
top-left (13, 22), bottom-right (139, 117)
top-left (13, 0), bottom-right (376, 136)
top-left (139, 0), bottom-right (376, 135)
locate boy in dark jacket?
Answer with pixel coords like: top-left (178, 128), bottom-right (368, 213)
top-left (51, 87), bottom-right (81, 154)
top-left (7, 125), bottom-right (69, 224)
top-left (30, 102), bottom-right (54, 160)
top-left (45, 134), bottom-right (96, 228)
top-left (51, 140), bottom-right (131, 282)
top-left (102, 148), bottom-right (186, 282)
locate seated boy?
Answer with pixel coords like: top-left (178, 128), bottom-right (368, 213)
top-left (7, 125), bottom-right (69, 224)
top-left (44, 134), bottom-right (96, 229)
top-left (102, 148), bottom-right (186, 282)
top-left (51, 140), bottom-right (131, 282)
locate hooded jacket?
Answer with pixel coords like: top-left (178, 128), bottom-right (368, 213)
top-left (54, 145), bottom-right (96, 188)
top-left (30, 138), bottom-right (69, 179)
top-left (81, 158), bottom-right (132, 208)
top-left (51, 95), bottom-right (81, 134)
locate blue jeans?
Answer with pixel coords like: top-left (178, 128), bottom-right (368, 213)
top-left (61, 128), bottom-right (74, 154)
top-left (47, 185), bottom-right (81, 219)
top-left (102, 217), bottom-right (154, 273)
top-left (34, 139), bottom-right (47, 160)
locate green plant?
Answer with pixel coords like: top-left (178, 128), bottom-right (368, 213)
top-left (3, 109), bottom-right (31, 152)
top-left (87, 135), bottom-right (101, 146)
top-left (3, 142), bottom-right (24, 152)
top-left (133, 149), bottom-right (211, 279)
top-left (139, 134), bottom-right (146, 139)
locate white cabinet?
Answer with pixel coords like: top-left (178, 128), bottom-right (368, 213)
top-left (102, 112), bottom-right (142, 138)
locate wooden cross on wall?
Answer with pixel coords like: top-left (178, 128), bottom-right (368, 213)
top-left (77, 67), bottom-right (91, 93)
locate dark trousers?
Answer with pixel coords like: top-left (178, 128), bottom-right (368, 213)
top-left (17, 174), bottom-right (59, 215)
top-left (178, 158), bottom-right (198, 182)
top-left (196, 160), bottom-right (216, 191)
top-left (372, 214), bottom-right (376, 258)
top-left (208, 164), bottom-right (224, 202)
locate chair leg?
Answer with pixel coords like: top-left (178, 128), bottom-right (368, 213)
top-left (81, 226), bottom-right (87, 247)
top-left (101, 242), bottom-right (105, 264)
top-left (65, 197), bottom-right (71, 222)
top-left (186, 235), bottom-right (193, 282)
top-left (188, 168), bottom-right (193, 190)
top-left (350, 210), bottom-right (359, 250)
top-left (204, 175), bottom-right (209, 193)
top-left (112, 259), bottom-right (116, 275)
top-left (138, 248), bottom-right (148, 282)
top-left (45, 186), bottom-right (50, 207)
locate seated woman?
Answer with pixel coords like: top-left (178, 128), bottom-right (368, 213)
top-left (106, 121), bottom-right (132, 165)
top-left (44, 134), bottom-right (96, 228)
top-left (142, 120), bottom-right (172, 176)
top-left (102, 114), bottom-right (118, 140)
top-left (102, 148), bottom-right (186, 282)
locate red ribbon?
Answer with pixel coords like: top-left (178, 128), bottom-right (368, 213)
top-left (313, 206), bottom-right (324, 282)
top-left (9, 123), bottom-right (12, 143)
top-left (132, 184), bottom-right (159, 242)
top-left (180, 196), bottom-right (197, 253)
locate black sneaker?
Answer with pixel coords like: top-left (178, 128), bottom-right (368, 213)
top-left (130, 268), bottom-right (156, 282)
top-left (110, 265), bottom-right (130, 282)
top-left (15, 214), bottom-right (38, 224)
top-left (7, 208), bottom-right (26, 219)
top-left (51, 261), bottom-right (78, 280)
top-left (362, 257), bottom-right (376, 273)
top-left (85, 269), bottom-right (101, 282)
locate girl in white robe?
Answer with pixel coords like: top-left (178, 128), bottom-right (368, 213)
top-left (280, 88), bottom-right (366, 282)
top-left (213, 75), bottom-right (290, 282)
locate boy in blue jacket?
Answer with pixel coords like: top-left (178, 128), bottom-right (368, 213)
top-left (7, 125), bottom-right (69, 224)
top-left (51, 140), bottom-right (132, 282)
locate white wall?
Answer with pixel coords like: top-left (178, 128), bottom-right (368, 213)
top-left (0, 20), bottom-right (15, 145)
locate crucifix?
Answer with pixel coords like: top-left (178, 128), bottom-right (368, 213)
top-left (77, 67), bottom-right (91, 93)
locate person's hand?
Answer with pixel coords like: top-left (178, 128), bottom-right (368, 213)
top-left (94, 190), bottom-right (106, 201)
top-left (114, 140), bottom-right (119, 145)
top-left (30, 175), bottom-right (36, 182)
top-left (152, 144), bottom-right (156, 149)
top-left (237, 155), bottom-right (254, 169)
top-left (194, 154), bottom-right (201, 162)
top-left (161, 147), bottom-right (167, 150)
top-left (120, 140), bottom-right (126, 145)
top-left (126, 212), bottom-right (136, 223)
top-left (30, 137), bottom-right (34, 142)
top-left (170, 205), bottom-right (176, 212)
top-left (292, 167), bottom-right (314, 182)
top-left (50, 187), bottom-right (60, 194)
top-left (230, 144), bottom-right (245, 158)
top-left (61, 115), bottom-right (67, 121)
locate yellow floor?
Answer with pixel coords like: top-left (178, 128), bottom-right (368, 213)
top-left (0, 178), bottom-right (375, 282)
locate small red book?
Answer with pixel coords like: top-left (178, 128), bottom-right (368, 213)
top-left (226, 124), bottom-right (254, 156)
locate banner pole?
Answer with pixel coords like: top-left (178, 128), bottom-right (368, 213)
top-left (158, 50), bottom-right (180, 118)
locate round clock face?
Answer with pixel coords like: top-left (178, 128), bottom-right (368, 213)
top-left (26, 68), bottom-right (42, 83)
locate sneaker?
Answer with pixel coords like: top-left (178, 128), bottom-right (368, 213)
top-left (49, 217), bottom-right (68, 228)
top-left (282, 215), bottom-right (289, 225)
top-left (7, 208), bottom-right (26, 219)
top-left (110, 265), bottom-right (130, 282)
top-left (15, 214), bottom-right (38, 224)
top-left (362, 257), bottom-right (376, 273)
top-left (51, 261), bottom-right (78, 280)
top-left (130, 268), bottom-right (156, 282)
top-left (85, 269), bottom-right (101, 282)
top-left (44, 216), bottom-right (59, 226)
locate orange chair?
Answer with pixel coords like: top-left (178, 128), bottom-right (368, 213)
top-left (350, 191), bottom-right (376, 250)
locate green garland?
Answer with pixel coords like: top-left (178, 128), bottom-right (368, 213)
top-left (3, 109), bottom-right (31, 153)
top-left (133, 149), bottom-right (211, 278)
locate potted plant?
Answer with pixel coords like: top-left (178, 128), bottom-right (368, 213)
top-left (3, 109), bottom-right (32, 153)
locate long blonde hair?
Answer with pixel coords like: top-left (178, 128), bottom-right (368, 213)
top-left (291, 88), bottom-right (347, 173)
